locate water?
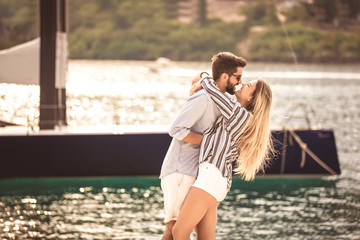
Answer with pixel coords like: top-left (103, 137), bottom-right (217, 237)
top-left (1, 60), bottom-right (360, 239)
top-left (0, 177), bottom-right (358, 239)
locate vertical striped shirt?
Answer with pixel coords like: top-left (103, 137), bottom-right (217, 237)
top-left (199, 77), bottom-right (250, 191)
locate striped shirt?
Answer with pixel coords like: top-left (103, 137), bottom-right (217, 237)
top-left (199, 77), bottom-right (250, 191)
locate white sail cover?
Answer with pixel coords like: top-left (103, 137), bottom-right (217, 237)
top-left (55, 32), bottom-right (67, 88)
top-left (0, 38), bottom-right (40, 85)
top-left (0, 34), bottom-right (67, 87)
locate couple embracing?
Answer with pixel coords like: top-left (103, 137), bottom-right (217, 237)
top-left (160, 52), bottom-right (274, 240)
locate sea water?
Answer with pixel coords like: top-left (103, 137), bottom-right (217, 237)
top-left (0, 60), bottom-right (359, 239)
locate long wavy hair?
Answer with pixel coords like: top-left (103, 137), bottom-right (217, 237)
top-left (234, 78), bottom-right (274, 181)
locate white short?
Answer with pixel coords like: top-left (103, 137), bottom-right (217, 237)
top-left (193, 162), bottom-right (228, 202)
top-left (161, 172), bottom-right (196, 223)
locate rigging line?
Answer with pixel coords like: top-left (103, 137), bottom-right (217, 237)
top-left (288, 129), bottom-right (338, 175)
top-left (280, 129), bottom-right (288, 174)
top-left (273, 0), bottom-right (299, 68)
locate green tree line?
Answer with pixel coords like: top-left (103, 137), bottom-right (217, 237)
top-left (0, 0), bottom-right (359, 63)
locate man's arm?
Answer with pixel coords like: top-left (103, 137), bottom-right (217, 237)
top-left (182, 131), bottom-right (203, 146)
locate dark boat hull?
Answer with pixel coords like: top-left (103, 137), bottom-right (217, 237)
top-left (0, 129), bottom-right (340, 178)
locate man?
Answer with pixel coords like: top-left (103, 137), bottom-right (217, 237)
top-left (159, 52), bottom-right (247, 240)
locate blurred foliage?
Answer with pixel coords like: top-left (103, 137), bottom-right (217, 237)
top-left (239, 0), bottom-right (279, 26)
top-left (245, 0), bottom-right (360, 62)
top-left (285, 0), bottom-right (360, 27)
top-left (0, 0), bottom-right (359, 63)
top-left (67, 0), bottom-right (246, 61)
top-left (0, 0), bottom-right (39, 49)
top-left (248, 25), bottom-right (360, 63)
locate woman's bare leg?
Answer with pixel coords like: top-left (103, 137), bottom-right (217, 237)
top-left (172, 187), bottom-right (217, 240)
top-left (196, 202), bottom-right (219, 240)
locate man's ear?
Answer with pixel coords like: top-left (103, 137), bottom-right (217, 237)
top-left (220, 73), bottom-right (228, 81)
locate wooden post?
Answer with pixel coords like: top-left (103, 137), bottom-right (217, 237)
top-left (40, 0), bottom-right (57, 129)
top-left (39, 0), bottom-right (67, 129)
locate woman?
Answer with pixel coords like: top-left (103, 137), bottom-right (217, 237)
top-left (172, 75), bottom-right (274, 240)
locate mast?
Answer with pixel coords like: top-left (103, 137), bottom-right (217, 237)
top-left (39, 0), bottom-right (67, 130)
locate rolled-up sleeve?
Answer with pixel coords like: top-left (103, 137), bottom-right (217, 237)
top-left (169, 92), bottom-right (209, 140)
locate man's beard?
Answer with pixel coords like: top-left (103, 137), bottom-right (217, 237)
top-left (226, 79), bottom-right (235, 95)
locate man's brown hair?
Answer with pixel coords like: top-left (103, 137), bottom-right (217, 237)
top-left (211, 52), bottom-right (247, 81)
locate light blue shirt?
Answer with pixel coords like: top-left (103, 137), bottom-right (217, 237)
top-left (160, 89), bottom-right (221, 178)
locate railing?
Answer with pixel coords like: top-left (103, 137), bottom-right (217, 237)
top-left (280, 102), bottom-right (320, 130)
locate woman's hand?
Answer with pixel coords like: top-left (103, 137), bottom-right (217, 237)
top-left (189, 73), bottom-right (203, 96)
top-left (190, 72), bottom-right (209, 86)
top-left (189, 82), bottom-right (202, 96)
top-left (191, 74), bottom-right (202, 86)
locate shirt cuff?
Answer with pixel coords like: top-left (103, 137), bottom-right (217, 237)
top-left (170, 128), bottom-right (191, 141)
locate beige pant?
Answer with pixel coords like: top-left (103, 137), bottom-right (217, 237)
top-left (161, 172), bottom-right (196, 223)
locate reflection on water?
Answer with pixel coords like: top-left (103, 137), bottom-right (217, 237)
top-left (0, 178), bottom-right (164, 239)
top-left (0, 177), bottom-right (359, 239)
top-left (219, 178), bottom-right (360, 239)
top-left (1, 60), bottom-right (360, 129)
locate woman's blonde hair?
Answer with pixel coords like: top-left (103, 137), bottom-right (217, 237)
top-left (234, 78), bottom-right (274, 181)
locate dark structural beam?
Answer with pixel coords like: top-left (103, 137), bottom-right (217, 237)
top-left (40, 0), bottom-right (57, 129)
top-left (39, 0), bottom-right (67, 130)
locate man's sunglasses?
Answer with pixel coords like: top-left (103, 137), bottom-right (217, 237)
top-left (230, 73), bottom-right (242, 81)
